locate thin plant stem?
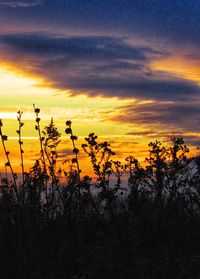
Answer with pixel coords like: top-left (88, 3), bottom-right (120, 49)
top-left (33, 104), bottom-right (48, 204)
top-left (65, 121), bottom-right (81, 192)
top-left (0, 120), bottom-right (19, 204)
top-left (17, 111), bottom-right (25, 203)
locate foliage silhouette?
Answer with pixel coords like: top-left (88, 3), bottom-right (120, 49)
top-left (0, 107), bottom-right (200, 278)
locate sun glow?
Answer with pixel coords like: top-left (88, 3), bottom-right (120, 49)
top-left (151, 55), bottom-right (200, 83)
top-left (0, 64), bottom-right (58, 97)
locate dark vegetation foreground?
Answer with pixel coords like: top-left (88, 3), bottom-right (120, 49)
top-left (0, 108), bottom-right (200, 278)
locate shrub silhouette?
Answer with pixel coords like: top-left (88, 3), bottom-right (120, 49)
top-left (0, 107), bottom-right (200, 278)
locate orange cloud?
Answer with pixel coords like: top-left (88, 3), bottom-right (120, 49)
top-left (151, 54), bottom-right (200, 83)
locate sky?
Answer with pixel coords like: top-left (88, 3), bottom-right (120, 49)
top-left (0, 0), bottom-right (200, 173)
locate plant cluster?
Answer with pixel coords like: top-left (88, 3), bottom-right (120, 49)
top-left (0, 107), bottom-right (200, 278)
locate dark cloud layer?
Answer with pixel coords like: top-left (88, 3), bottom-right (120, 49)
top-left (113, 101), bottom-right (200, 132)
top-left (0, 33), bottom-right (199, 101)
top-left (127, 131), bottom-right (200, 148)
top-left (0, 0), bottom-right (199, 48)
top-left (0, 34), bottom-right (150, 60)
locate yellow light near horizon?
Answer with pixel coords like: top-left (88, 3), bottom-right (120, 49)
top-left (0, 112), bottom-right (18, 119)
top-left (0, 64), bottom-right (60, 97)
top-left (0, 67), bottom-right (36, 92)
top-left (151, 55), bottom-right (200, 83)
top-left (1, 68), bottom-right (36, 86)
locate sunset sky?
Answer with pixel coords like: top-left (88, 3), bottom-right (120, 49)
top-left (0, 0), bottom-right (200, 173)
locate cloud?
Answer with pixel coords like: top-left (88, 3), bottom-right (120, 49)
top-left (180, 136), bottom-right (200, 147)
top-left (126, 131), bottom-right (200, 145)
top-left (1, 33), bottom-right (198, 136)
top-left (0, 33), bottom-right (199, 101)
top-left (0, 34), bottom-right (152, 60)
top-left (0, 0), bottom-right (43, 8)
top-left (1, 0), bottom-right (199, 48)
top-left (113, 101), bottom-right (200, 132)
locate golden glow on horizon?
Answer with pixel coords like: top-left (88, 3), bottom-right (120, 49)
top-left (151, 55), bottom-right (200, 83)
top-left (0, 67), bottom-right (37, 89)
top-left (0, 64), bottom-right (61, 97)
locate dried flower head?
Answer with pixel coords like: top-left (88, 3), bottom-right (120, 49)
top-left (66, 120), bottom-right (72, 126)
top-left (1, 135), bottom-right (8, 141)
top-left (65, 128), bottom-right (72, 134)
top-left (73, 148), bottom-right (79, 154)
top-left (72, 158), bottom-right (77, 164)
top-left (34, 108), bottom-right (40, 114)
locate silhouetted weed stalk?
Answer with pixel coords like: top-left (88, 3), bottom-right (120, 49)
top-left (0, 118), bottom-right (19, 204)
top-left (33, 104), bottom-right (49, 204)
top-left (16, 110), bottom-right (25, 202)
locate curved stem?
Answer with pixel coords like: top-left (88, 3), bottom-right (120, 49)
top-left (33, 104), bottom-right (48, 203)
top-left (0, 125), bottom-right (19, 204)
top-left (17, 111), bottom-right (25, 203)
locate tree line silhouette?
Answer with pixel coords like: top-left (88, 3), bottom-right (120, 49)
top-left (0, 106), bottom-right (200, 278)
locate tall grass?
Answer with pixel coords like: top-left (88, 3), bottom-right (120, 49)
top-left (0, 107), bottom-right (200, 278)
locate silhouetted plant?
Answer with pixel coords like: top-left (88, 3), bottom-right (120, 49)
top-left (82, 133), bottom-right (118, 216)
top-left (82, 133), bottom-right (115, 186)
top-left (167, 137), bottom-right (190, 203)
top-left (64, 120), bottom-right (85, 217)
top-left (42, 118), bottom-right (61, 212)
top-left (65, 120), bottom-right (81, 178)
top-left (125, 156), bottom-right (145, 199)
top-left (16, 110), bottom-right (25, 203)
top-left (145, 140), bottom-right (168, 202)
top-left (0, 119), bottom-right (19, 204)
top-left (0, 108), bottom-right (200, 278)
top-left (33, 104), bottom-right (49, 204)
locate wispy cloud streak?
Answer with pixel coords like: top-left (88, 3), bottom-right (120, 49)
top-left (0, 0), bottom-right (43, 8)
top-left (0, 33), bottom-right (199, 101)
